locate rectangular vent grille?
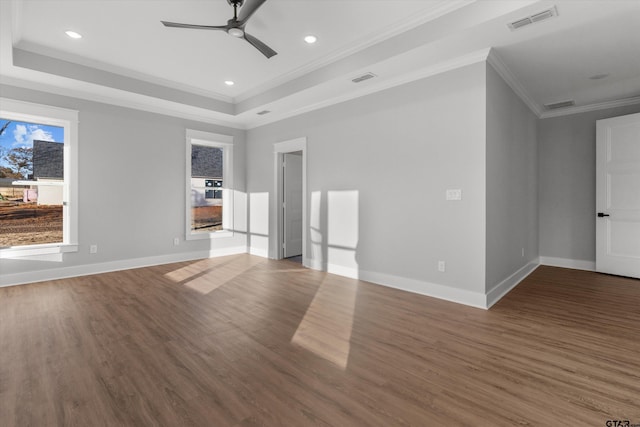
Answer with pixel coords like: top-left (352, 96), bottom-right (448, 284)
top-left (256, 110), bottom-right (271, 115)
top-left (352, 72), bottom-right (376, 83)
top-left (510, 18), bottom-right (532, 30)
top-left (544, 100), bottom-right (575, 110)
top-left (531, 10), bottom-right (554, 23)
top-left (508, 6), bottom-right (558, 30)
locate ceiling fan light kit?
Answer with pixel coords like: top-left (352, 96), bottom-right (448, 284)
top-left (161, 0), bottom-right (277, 58)
top-left (228, 28), bottom-right (244, 38)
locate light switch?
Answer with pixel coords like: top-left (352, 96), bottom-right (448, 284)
top-left (446, 189), bottom-right (462, 201)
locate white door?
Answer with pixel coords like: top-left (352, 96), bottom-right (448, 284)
top-left (283, 152), bottom-right (303, 258)
top-left (596, 112), bottom-right (640, 278)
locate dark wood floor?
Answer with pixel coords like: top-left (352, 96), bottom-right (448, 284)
top-left (1, 255), bottom-right (639, 426)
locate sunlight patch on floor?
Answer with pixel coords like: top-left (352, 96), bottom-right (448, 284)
top-left (182, 269), bottom-right (229, 294)
top-left (165, 259), bottom-right (212, 283)
top-left (164, 256), bottom-right (264, 295)
top-left (291, 276), bottom-right (358, 369)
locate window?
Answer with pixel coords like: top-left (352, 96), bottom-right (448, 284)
top-left (0, 98), bottom-right (78, 257)
top-left (186, 129), bottom-right (233, 240)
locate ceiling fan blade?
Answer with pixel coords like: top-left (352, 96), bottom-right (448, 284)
top-left (243, 32), bottom-right (277, 58)
top-left (237, 0), bottom-right (267, 25)
top-left (161, 21), bottom-right (228, 30)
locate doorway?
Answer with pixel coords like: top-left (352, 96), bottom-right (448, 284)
top-left (273, 137), bottom-right (307, 263)
top-left (283, 151), bottom-right (303, 259)
top-left (596, 112), bottom-right (640, 279)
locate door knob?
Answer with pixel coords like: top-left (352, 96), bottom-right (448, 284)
top-left (597, 212), bottom-right (610, 217)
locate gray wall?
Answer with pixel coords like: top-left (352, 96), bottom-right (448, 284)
top-left (0, 84), bottom-right (246, 280)
top-left (485, 63), bottom-right (538, 292)
top-left (247, 63), bottom-right (488, 296)
top-left (538, 103), bottom-right (640, 262)
top-left (5, 61), bottom-right (635, 302)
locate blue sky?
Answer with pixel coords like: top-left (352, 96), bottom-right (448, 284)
top-left (0, 119), bottom-right (64, 169)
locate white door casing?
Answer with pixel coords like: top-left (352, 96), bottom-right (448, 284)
top-left (283, 152), bottom-right (303, 257)
top-left (596, 112), bottom-right (640, 279)
top-left (273, 137), bottom-right (307, 261)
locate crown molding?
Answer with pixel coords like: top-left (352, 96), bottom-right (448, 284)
top-left (9, 0), bottom-right (232, 105)
top-left (235, 0), bottom-right (474, 103)
top-left (486, 48), bottom-right (543, 117)
top-left (15, 41), bottom-right (234, 105)
top-left (2, 48), bottom-right (490, 132)
top-left (487, 48), bottom-right (640, 120)
top-left (12, 48), bottom-right (235, 115)
top-left (244, 48), bottom-right (492, 129)
top-left (539, 95), bottom-right (640, 119)
top-left (0, 75), bottom-right (245, 130)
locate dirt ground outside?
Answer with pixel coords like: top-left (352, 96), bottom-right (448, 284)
top-left (0, 204), bottom-right (223, 247)
top-left (0, 203), bottom-right (63, 247)
top-left (192, 206), bottom-right (223, 233)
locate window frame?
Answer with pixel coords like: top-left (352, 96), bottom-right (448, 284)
top-left (0, 98), bottom-right (79, 258)
top-left (185, 129), bottom-right (234, 241)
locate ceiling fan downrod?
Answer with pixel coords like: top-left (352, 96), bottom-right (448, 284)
top-left (228, 0), bottom-right (244, 21)
top-left (162, 0), bottom-right (277, 58)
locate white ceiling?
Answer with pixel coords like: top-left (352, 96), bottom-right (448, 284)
top-left (1, 0), bottom-right (639, 128)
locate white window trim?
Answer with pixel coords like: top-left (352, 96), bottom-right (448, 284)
top-left (0, 98), bottom-right (79, 259)
top-left (185, 129), bottom-right (234, 241)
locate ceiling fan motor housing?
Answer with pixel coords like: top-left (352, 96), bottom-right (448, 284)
top-left (162, 0), bottom-right (277, 58)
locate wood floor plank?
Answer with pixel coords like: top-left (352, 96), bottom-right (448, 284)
top-left (1, 256), bottom-right (639, 426)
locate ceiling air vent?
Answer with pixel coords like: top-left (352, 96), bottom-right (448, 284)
top-left (352, 72), bottom-right (376, 83)
top-left (508, 6), bottom-right (558, 30)
top-left (544, 100), bottom-right (575, 110)
top-left (256, 110), bottom-right (271, 115)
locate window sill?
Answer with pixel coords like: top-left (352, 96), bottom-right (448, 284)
top-left (0, 243), bottom-right (78, 260)
top-left (186, 230), bottom-right (234, 241)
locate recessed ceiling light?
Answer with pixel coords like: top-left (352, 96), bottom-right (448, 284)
top-left (65, 30), bottom-right (82, 39)
top-left (224, 80), bottom-right (235, 86)
top-left (304, 35), bottom-right (317, 44)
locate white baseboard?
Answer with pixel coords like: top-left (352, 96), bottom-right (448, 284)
top-left (359, 269), bottom-right (488, 309)
top-left (248, 247), bottom-right (269, 258)
top-left (304, 257), bottom-right (322, 271)
top-left (539, 256), bottom-right (595, 271)
top-left (305, 260), bottom-right (360, 281)
top-left (485, 259), bottom-right (540, 308)
top-left (0, 246), bottom-right (247, 288)
top-left (327, 263), bottom-right (360, 279)
top-left (303, 257), bottom-right (486, 309)
top-left (5, 247), bottom-right (542, 307)
top-left (304, 255), bottom-right (549, 309)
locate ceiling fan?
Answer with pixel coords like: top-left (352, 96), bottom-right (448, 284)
top-left (161, 0), bottom-right (277, 58)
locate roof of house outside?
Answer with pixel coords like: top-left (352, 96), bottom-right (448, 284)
top-left (191, 145), bottom-right (223, 178)
top-left (32, 140), bottom-right (64, 179)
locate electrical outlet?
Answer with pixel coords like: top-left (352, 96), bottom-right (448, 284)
top-left (173, 237), bottom-right (180, 246)
top-left (446, 189), bottom-right (462, 201)
top-left (89, 244), bottom-right (98, 254)
top-left (438, 261), bottom-right (446, 272)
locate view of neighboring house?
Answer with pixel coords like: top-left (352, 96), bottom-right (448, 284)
top-left (31, 139), bottom-right (64, 205)
top-left (191, 144), bottom-right (223, 207)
